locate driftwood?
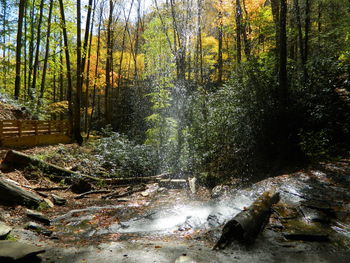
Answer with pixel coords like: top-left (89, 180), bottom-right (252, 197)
top-left (0, 177), bottom-right (45, 208)
top-left (213, 191), bottom-right (280, 250)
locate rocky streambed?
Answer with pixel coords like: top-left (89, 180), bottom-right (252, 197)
top-left (1, 158), bottom-right (350, 262)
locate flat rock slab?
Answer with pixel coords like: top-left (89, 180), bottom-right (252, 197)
top-left (0, 222), bottom-right (12, 239)
top-left (0, 240), bottom-right (45, 261)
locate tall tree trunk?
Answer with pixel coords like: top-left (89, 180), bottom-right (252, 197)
top-left (236, 0), bottom-right (242, 65)
top-left (75, 0), bottom-right (83, 144)
top-left (270, 0), bottom-right (280, 64)
top-left (14, 0), bottom-right (26, 100)
top-left (84, 0), bottom-right (96, 133)
top-left (294, 0), bottom-right (305, 63)
top-left (217, 0), bottom-right (223, 84)
top-left (2, 0), bottom-right (7, 90)
top-left (31, 0), bottom-right (45, 102)
top-left (105, 0), bottom-right (114, 126)
top-left (23, 3), bottom-right (28, 100)
top-left (27, 0), bottom-right (35, 99)
top-left (38, 0), bottom-right (54, 108)
top-left (133, 0), bottom-right (142, 80)
top-left (87, 5), bottom-right (103, 138)
top-left (304, 0), bottom-right (311, 66)
top-left (242, 0), bottom-right (251, 59)
top-left (59, 29), bottom-right (64, 120)
top-left (58, 0), bottom-right (73, 130)
top-left (279, 0), bottom-right (288, 103)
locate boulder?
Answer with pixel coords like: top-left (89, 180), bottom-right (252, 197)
top-left (52, 194), bottom-right (66, 206)
top-left (25, 222), bottom-right (53, 236)
top-left (0, 240), bottom-right (45, 261)
top-left (0, 222), bottom-right (12, 239)
top-left (26, 209), bottom-right (51, 225)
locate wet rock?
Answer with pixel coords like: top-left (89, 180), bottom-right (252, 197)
top-left (211, 185), bottom-right (230, 199)
top-left (174, 255), bottom-right (197, 263)
top-left (25, 222), bottom-right (53, 236)
top-left (0, 222), bottom-right (12, 239)
top-left (282, 219), bottom-right (330, 242)
top-left (141, 184), bottom-right (159, 197)
top-left (207, 214), bottom-right (223, 228)
top-left (71, 179), bottom-right (92, 194)
top-left (26, 209), bottom-right (51, 225)
top-left (52, 194), bottom-right (66, 206)
top-left (299, 206), bottom-right (331, 223)
top-left (0, 240), bottom-right (45, 261)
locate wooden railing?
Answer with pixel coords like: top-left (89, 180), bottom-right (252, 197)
top-left (0, 120), bottom-right (72, 147)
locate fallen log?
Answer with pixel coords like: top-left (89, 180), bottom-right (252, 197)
top-left (0, 177), bottom-right (45, 208)
top-left (101, 185), bottom-right (146, 199)
top-left (74, 190), bottom-right (112, 199)
top-left (1, 150), bottom-right (101, 183)
top-left (103, 174), bottom-right (169, 185)
top-left (1, 150), bottom-right (78, 179)
top-left (213, 191), bottom-right (280, 250)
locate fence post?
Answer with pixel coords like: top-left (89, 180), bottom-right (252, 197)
top-left (18, 120), bottom-right (22, 137)
top-left (35, 121), bottom-right (38, 135)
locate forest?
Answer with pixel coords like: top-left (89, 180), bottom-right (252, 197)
top-left (0, 0), bottom-right (350, 262)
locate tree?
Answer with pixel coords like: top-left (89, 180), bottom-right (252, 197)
top-left (58, 0), bottom-right (73, 131)
top-left (14, 0), bottom-right (26, 100)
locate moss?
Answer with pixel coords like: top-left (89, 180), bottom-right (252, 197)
top-left (5, 234), bottom-right (17, 241)
top-left (36, 201), bottom-right (50, 211)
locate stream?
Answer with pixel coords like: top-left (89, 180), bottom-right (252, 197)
top-left (6, 159), bottom-right (350, 263)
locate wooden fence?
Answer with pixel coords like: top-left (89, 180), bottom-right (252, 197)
top-left (0, 120), bottom-right (72, 147)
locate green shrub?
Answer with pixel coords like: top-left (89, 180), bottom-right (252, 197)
top-left (95, 130), bottom-right (159, 177)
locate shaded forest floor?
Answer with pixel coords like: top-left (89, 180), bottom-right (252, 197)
top-left (1, 144), bottom-right (350, 262)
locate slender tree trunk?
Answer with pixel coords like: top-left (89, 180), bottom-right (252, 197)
top-left (14, 0), bottom-right (26, 100)
top-left (279, 0), bottom-right (288, 103)
top-left (294, 0), bottom-right (305, 63)
top-left (304, 0), bottom-right (310, 68)
top-left (58, 0), bottom-right (73, 130)
top-left (85, 0), bottom-right (96, 133)
top-left (27, 0), bottom-right (35, 99)
top-left (23, 3), bottom-right (27, 100)
top-left (105, 0), bottom-right (114, 125)
top-left (75, 0), bottom-right (83, 144)
top-left (2, 0), bottom-right (7, 90)
top-left (31, 0), bottom-right (45, 101)
top-left (317, 1), bottom-right (321, 50)
top-left (270, 0), bottom-right (280, 64)
top-left (217, 0), bottom-right (223, 84)
top-left (38, 0), bottom-right (54, 108)
top-left (195, 0), bottom-right (203, 84)
top-left (59, 31), bottom-right (64, 102)
top-left (236, 0), bottom-right (242, 65)
top-left (242, 0), bottom-right (251, 59)
top-left (95, 1), bottom-right (105, 127)
top-left (133, 0), bottom-right (142, 80)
